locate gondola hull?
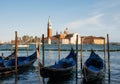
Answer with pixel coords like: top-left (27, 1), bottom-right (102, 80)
top-left (0, 51), bottom-right (37, 76)
top-left (40, 48), bottom-right (76, 79)
top-left (83, 65), bottom-right (104, 81)
top-left (40, 66), bottom-right (74, 78)
top-left (83, 50), bottom-right (104, 81)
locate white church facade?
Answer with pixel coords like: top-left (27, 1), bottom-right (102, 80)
top-left (44, 17), bottom-right (81, 44)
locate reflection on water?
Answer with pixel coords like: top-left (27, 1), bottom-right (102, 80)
top-left (0, 44), bottom-right (120, 84)
top-left (47, 73), bottom-right (75, 84)
top-left (0, 61), bottom-right (115, 84)
top-left (81, 79), bottom-right (105, 84)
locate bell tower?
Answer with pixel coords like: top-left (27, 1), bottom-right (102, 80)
top-left (47, 17), bottom-right (52, 38)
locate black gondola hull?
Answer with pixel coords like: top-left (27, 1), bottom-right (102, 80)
top-left (40, 67), bottom-right (73, 78)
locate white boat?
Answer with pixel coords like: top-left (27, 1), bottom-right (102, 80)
top-left (12, 44), bottom-right (29, 48)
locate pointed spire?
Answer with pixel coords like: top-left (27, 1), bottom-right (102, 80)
top-left (48, 16), bottom-right (52, 28)
top-left (47, 16), bottom-right (52, 38)
top-left (48, 16), bottom-right (50, 23)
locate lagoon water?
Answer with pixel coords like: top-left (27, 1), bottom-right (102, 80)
top-left (0, 44), bottom-right (120, 84)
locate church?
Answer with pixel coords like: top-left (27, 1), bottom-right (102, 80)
top-left (44, 17), bottom-right (81, 44)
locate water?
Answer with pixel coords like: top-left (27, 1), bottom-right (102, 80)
top-left (0, 44), bottom-right (120, 84)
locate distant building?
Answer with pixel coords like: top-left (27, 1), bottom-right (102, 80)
top-left (44, 17), bottom-right (81, 44)
top-left (47, 17), bottom-right (52, 38)
top-left (0, 40), bottom-right (4, 44)
top-left (11, 35), bottom-right (40, 44)
top-left (82, 36), bottom-right (105, 44)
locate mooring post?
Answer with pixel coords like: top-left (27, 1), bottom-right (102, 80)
top-left (58, 38), bottom-right (60, 61)
top-left (42, 34), bottom-right (45, 66)
top-left (76, 35), bottom-right (78, 79)
top-left (37, 42), bottom-right (40, 68)
top-left (42, 34), bottom-right (45, 84)
top-left (104, 38), bottom-right (106, 70)
top-left (26, 45), bottom-right (29, 56)
top-left (80, 37), bottom-right (83, 77)
top-left (103, 38), bottom-right (106, 84)
top-left (15, 31), bottom-right (18, 74)
top-left (37, 41), bottom-right (41, 81)
top-left (15, 74), bottom-right (18, 84)
top-left (107, 34), bottom-right (110, 83)
top-left (2, 52), bottom-right (4, 58)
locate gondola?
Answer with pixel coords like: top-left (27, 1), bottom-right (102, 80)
top-left (82, 50), bottom-right (104, 81)
top-left (4, 51), bottom-right (16, 60)
top-left (0, 57), bottom-right (4, 66)
top-left (40, 47), bottom-right (76, 79)
top-left (0, 50), bottom-right (15, 60)
top-left (0, 49), bottom-right (37, 75)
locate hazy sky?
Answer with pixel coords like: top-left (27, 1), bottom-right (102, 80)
top-left (0, 0), bottom-right (120, 42)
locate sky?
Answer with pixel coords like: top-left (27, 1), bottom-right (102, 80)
top-left (0, 0), bottom-right (120, 42)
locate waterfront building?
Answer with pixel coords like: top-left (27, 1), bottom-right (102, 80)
top-left (47, 17), bottom-right (52, 38)
top-left (0, 40), bottom-right (4, 44)
top-left (44, 17), bottom-right (81, 44)
top-left (82, 36), bottom-right (105, 44)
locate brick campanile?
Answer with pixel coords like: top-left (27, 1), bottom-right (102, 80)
top-left (47, 17), bottom-right (52, 38)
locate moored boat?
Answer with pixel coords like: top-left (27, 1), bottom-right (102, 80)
top-left (0, 49), bottom-right (37, 75)
top-left (3, 51), bottom-right (16, 60)
top-left (40, 47), bottom-right (76, 79)
top-left (82, 50), bottom-right (104, 81)
top-left (12, 44), bottom-right (29, 48)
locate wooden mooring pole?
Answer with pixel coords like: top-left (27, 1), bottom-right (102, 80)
top-left (104, 38), bottom-right (106, 71)
top-left (103, 38), bottom-right (106, 84)
top-left (37, 42), bottom-right (40, 68)
top-left (37, 41), bottom-right (41, 81)
top-left (15, 31), bottom-right (18, 74)
top-left (58, 38), bottom-right (60, 61)
top-left (107, 34), bottom-right (110, 83)
top-left (15, 31), bottom-right (18, 84)
top-left (42, 34), bottom-right (45, 66)
top-left (26, 46), bottom-right (29, 56)
top-left (2, 52), bottom-right (4, 58)
top-left (80, 37), bottom-right (83, 77)
top-left (42, 34), bottom-right (45, 84)
top-left (76, 35), bottom-right (78, 79)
